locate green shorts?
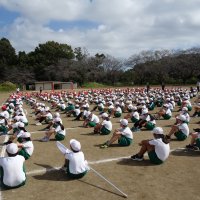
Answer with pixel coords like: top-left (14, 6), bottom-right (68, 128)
top-left (108, 109), bottom-right (112, 114)
top-left (66, 164), bottom-right (87, 179)
top-left (88, 121), bottom-right (96, 127)
top-left (131, 117), bottom-right (139, 123)
top-left (195, 138), bottom-right (200, 148)
top-left (148, 150), bottom-right (163, 165)
top-left (145, 122), bottom-right (155, 130)
top-left (100, 126), bottom-right (111, 135)
top-left (177, 101), bottom-right (182, 106)
top-left (187, 106), bottom-right (192, 111)
top-left (149, 103), bottom-right (155, 110)
top-left (55, 133), bottom-right (65, 141)
top-left (114, 112), bottom-right (121, 118)
top-left (174, 131), bottom-right (187, 141)
top-left (163, 114), bottom-right (171, 120)
top-left (23, 122), bottom-right (28, 127)
top-left (0, 126), bottom-right (8, 134)
top-left (98, 107), bottom-right (104, 111)
top-left (118, 136), bottom-right (132, 146)
top-left (18, 148), bottom-right (31, 160)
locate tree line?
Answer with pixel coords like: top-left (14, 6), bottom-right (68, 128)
top-left (0, 37), bottom-right (200, 87)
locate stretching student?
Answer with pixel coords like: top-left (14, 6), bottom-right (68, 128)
top-left (131, 127), bottom-right (170, 165)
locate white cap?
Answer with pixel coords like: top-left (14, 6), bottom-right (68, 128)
top-left (152, 127), bottom-right (164, 135)
top-left (101, 113), bottom-right (108, 118)
top-left (86, 111), bottom-right (91, 117)
top-left (6, 143), bottom-right (18, 154)
top-left (132, 106), bottom-right (137, 111)
top-left (18, 122), bottom-right (25, 128)
top-left (182, 107), bottom-right (188, 111)
top-left (45, 107), bottom-right (50, 111)
top-left (142, 109), bottom-right (148, 115)
top-left (177, 115), bottom-right (186, 121)
top-left (120, 119), bottom-right (128, 126)
top-left (18, 131), bottom-right (31, 138)
top-left (70, 139), bottom-right (81, 152)
top-left (54, 117), bottom-right (61, 122)
top-left (54, 112), bottom-right (60, 118)
top-left (14, 116), bottom-right (20, 121)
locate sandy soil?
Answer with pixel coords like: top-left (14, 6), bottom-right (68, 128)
top-left (0, 90), bottom-right (200, 200)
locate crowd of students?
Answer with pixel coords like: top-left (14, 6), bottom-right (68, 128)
top-left (0, 86), bottom-right (199, 189)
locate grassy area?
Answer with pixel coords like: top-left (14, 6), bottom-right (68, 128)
top-left (82, 82), bottom-right (109, 88)
top-left (0, 81), bottom-right (16, 92)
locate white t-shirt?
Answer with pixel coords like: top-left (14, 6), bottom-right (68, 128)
top-left (74, 108), bottom-right (80, 116)
top-left (65, 151), bottom-right (89, 174)
top-left (166, 108), bottom-right (172, 116)
top-left (178, 123), bottom-right (189, 136)
top-left (90, 114), bottom-right (100, 123)
top-left (0, 155), bottom-right (26, 187)
top-left (45, 113), bottom-right (53, 120)
top-left (119, 126), bottom-right (133, 139)
top-left (55, 125), bottom-right (66, 136)
top-left (149, 138), bottom-right (170, 161)
top-left (19, 115), bottom-right (28, 123)
top-left (102, 120), bottom-right (112, 131)
top-left (115, 107), bottom-right (122, 113)
top-left (21, 141), bottom-right (34, 156)
top-left (131, 111), bottom-right (140, 120)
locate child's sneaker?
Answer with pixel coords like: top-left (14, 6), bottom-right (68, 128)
top-left (185, 144), bottom-right (194, 149)
top-left (131, 154), bottom-right (144, 161)
top-left (131, 127), bottom-right (140, 132)
top-left (40, 137), bottom-right (49, 142)
top-left (100, 141), bottom-right (109, 148)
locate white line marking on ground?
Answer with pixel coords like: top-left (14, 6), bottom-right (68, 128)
top-left (26, 147), bottom-right (184, 176)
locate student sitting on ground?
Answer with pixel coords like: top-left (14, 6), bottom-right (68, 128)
top-left (110, 102), bottom-right (122, 118)
top-left (166, 115), bottom-right (189, 141)
top-left (93, 113), bottom-right (112, 135)
top-left (0, 143), bottom-right (26, 189)
top-left (62, 139), bottom-right (89, 179)
top-left (17, 131), bottom-right (34, 160)
top-left (124, 106), bottom-right (139, 123)
top-left (154, 104), bottom-right (172, 120)
top-left (132, 109), bottom-right (156, 132)
top-left (40, 118), bottom-right (65, 142)
top-left (83, 112), bottom-right (100, 128)
top-left (67, 104), bottom-right (80, 117)
top-left (131, 127), bottom-right (170, 165)
top-left (0, 113), bottom-right (8, 135)
top-left (175, 107), bottom-right (190, 124)
top-left (100, 119), bottom-right (133, 148)
top-left (185, 128), bottom-right (200, 150)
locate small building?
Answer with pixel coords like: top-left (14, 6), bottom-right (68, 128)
top-left (34, 81), bottom-right (77, 91)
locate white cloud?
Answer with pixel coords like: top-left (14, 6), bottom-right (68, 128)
top-left (1, 0), bottom-right (200, 58)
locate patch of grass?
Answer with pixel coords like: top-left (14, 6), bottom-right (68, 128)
top-left (82, 82), bottom-right (109, 88)
top-left (0, 81), bottom-right (16, 92)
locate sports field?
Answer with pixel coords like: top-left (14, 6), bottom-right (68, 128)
top-left (0, 90), bottom-right (200, 200)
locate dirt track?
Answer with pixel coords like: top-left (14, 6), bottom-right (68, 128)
top-left (0, 90), bottom-right (200, 200)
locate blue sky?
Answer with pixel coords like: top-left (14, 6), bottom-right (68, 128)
top-left (0, 0), bottom-right (200, 58)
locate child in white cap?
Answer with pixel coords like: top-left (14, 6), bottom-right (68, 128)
top-left (131, 127), bottom-right (170, 164)
top-left (166, 115), bottom-right (189, 141)
top-left (17, 132), bottom-right (34, 160)
top-left (93, 113), bottom-right (112, 135)
top-left (41, 118), bottom-right (65, 142)
top-left (100, 119), bottom-right (133, 148)
top-left (63, 139), bottom-right (89, 179)
top-left (0, 143), bottom-right (26, 189)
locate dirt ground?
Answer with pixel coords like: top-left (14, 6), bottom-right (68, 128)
top-left (0, 90), bottom-right (200, 200)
